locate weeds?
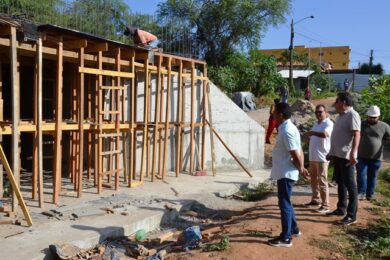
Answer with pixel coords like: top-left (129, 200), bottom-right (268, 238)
top-left (201, 235), bottom-right (230, 252)
top-left (241, 183), bottom-right (274, 201)
top-left (247, 230), bottom-right (272, 238)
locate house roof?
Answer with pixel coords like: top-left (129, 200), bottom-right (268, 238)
top-left (278, 70), bottom-right (315, 79)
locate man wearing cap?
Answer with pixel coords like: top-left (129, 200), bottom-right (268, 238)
top-left (357, 105), bottom-right (390, 200)
top-left (326, 92), bottom-right (361, 226)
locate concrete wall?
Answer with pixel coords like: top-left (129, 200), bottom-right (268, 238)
top-left (125, 70), bottom-right (264, 173)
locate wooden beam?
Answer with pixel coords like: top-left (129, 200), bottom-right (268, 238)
top-left (77, 47), bottom-right (85, 198)
top-left (63, 39), bottom-right (88, 49)
top-left (162, 58), bottom-right (172, 179)
top-left (151, 56), bottom-right (162, 181)
top-left (201, 65), bottom-right (207, 170)
top-left (97, 51), bottom-right (103, 194)
top-left (0, 59), bottom-right (3, 198)
top-left (85, 42), bottom-right (108, 53)
top-left (189, 62), bottom-right (195, 175)
top-left (115, 48), bottom-right (121, 190)
top-left (36, 35), bottom-right (44, 207)
top-left (0, 25), bottom-right (11, 36)
top-left (206, 83), bottom-right (216, 176)
top-left (10, 26), bottom-right (20, 211)
top-left (140, 59), bottom-right (150, 182)
top-left (175, 61), bottom-right (183, 177)
top-left (79, 67), bottom-right (134, 79)
top-left (129, 51), bottom-right (136, 187)
top-left (53, 36), bottom-right (63, 204)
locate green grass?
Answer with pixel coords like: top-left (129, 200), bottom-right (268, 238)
top-left (201, 235), bottom-right (230, 252)
top-left (373, 168), bottom-right (390, 207)
top-left (241, 183), bottom-right (274, 201)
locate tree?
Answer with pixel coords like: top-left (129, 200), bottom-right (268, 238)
top-left (157, 0), bottom-right (290, 66)
top-left (358, 63), bottom-right (384, 75)
top-left (209, 51), bottom-right (286, 96)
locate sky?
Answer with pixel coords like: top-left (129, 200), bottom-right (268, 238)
top-left (126, 0), bottom-right (390, 73)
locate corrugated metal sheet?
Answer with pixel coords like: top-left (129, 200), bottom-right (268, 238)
top-left (278, 70), bottom-right (314, 78)
top-left (329, 73), bottom-right (379, 92)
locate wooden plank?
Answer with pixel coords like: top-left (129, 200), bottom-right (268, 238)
top-left (140, 59), bottom-right (150, 182)
top-left (36, 35), bottom-right (44, 207)
top-left (0, 62), bottom-right (3, 198)
top-left (53, 36), bottom-right (63, 204)
top-left (87, 76), bottom-right (92, 181)
top-left (10, 26), bottom-right (20, 211)
top-left (0, 145), bottom-right (33, 226)
top-left (63, 39), bottom-right (88, 49)
top-left (97, 51), bottom-right (103, 194)
top-left (77, 47), bottom-right (85, 198)
top-left (201, 65), bottom-right (207, 170)
top-left (79, 67), bottom-right (134, 79)
top-left (115, 48), bottom-right (121, 190)
top-left (32, 53), bottom-right (38, 201)
top-left (189, 62), bottom-right (195, 175)
top-left (162, 58), bottom-right (172, 179)
top-left (179, 70), bottom-right (186, 172)
top-left (85, 42), bottom-right (108, 53)
top-left (151, 56), bottom-right (162, 181)
top-left (206, 84), bottom-right (216, 176)
top-left (129, 52), bottom-right (136, 187)
top-left (205, 119), bottom-right (252, 178)
top-left (175, 61), bottom-right (183, 177)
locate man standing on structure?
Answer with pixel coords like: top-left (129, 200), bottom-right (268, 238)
top-left (305, 104), bottom-right (333, 213)
top-left (326, 92), bottom-right (361, 225)
top-left (356, 105), bottom-right (390, 200)
top-left (268, 102), bottom-right (309, 247)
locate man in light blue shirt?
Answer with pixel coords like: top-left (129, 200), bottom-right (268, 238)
top-left (268, 102), bottom-right (309, 248)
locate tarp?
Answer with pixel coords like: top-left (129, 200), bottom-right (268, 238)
top-left (278, 70), bottom-right (315, 79)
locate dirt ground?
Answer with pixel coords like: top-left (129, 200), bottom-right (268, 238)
top-left (167, 97), bottom-right (389, 260)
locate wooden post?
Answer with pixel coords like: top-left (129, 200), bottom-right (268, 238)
top-left (10, 26), bottom-right (20, 211)
top-left (151, 56), bottom-right (162, 181)
top-left (206, 84), bottom-right (216, 176)
top-left (97, 51), bottom-right (103, 193)
top-left (162, 58), bottom-right (172, 179)
top-left (189, 62), bottom-right (195, 175)
top-left (115, 48), bottom-right (121, 190)
top-left (157, 68), bottom-right (165, 177)
top-left (53, 36), bottom-right (63, 204)
top-left (87, 75), bottom-right (92, 181)
top-left (201, 65), bottom-right (207, 170)
top-left (36, 35), bottom-right (44, 207)
top-left (77, 47), bottom-right (85, 197)
top-left (129, 51), bottom-right (136, 186)
top-left (179, 68), bottom-right (186, 172)
top-left (175, 61), bottom-right (183, 177)
top-left (140, 59), bottom-right (149, 182)
top-left (0, 62), bottom-right (3, 199)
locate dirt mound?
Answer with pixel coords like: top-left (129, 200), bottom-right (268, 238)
top-left (290, 99), bottom-right (315, 116)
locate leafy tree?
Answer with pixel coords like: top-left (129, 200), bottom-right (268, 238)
top-left (359, 75), bottom-right (390, 123)
top-left (157, 0), bottom-right (291, 66)
top-left (358, 63), bottom-right (384, 75)
top-left (209, 51), bottom-right (286, 96)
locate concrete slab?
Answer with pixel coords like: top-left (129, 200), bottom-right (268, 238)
top-left (0, 169), bottom-right (270, 260)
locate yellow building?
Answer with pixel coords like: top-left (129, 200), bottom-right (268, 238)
top-left (259, 45), bottom-right (350, 70)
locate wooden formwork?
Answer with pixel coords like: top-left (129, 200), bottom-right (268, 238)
top-left (0, 18), bottom-right (212, 208)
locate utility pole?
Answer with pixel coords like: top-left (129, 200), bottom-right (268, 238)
top-left (289, 18), bottom-right (294, 91)
top-left (369, 49), bottom-right (373, 75)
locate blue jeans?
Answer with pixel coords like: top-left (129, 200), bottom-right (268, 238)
top-left (334, 157), bottom-right (358, 219)
top-left (356, 158), bottom-right (381, 199)
top-left (277, 178), bottom-right (298, 240)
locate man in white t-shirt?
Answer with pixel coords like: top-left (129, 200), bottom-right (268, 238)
top-left (305, 104), bottom-right (334, 213)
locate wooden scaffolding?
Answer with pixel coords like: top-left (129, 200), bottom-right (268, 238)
top-left (0, 18), bottom-right (213, 209)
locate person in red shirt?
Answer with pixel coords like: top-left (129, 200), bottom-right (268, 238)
top-left (265, 98), bottom-right (280, 144)
top-left (304, 85), bottom-right (312, 101)
top-left (124, 26), bottom-right (157, 46)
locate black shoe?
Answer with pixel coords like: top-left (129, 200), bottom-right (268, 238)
top-left (336, 216), bottom-right (357, 226)
top-left (303, 201), bottom-right (321, 207)
top-left (268, 237), bottom-right (292, 247)
top-left (326, 209), bottom-right (345, 216)
top-left (291, 230), bottom-right (302, 237)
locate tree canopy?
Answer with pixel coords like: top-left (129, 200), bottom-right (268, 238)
top-left (358, 63), bottom-right (384, 75)
top-left (157, 0), bottom-right (291, 66)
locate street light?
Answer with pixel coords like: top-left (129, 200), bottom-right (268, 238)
top-left (289, 15), bottom-right (314, 91)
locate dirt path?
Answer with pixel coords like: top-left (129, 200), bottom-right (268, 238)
top-left (168, 186), bottom-right (378, 260)
top-left (165, 97), bottom-right (389, 260)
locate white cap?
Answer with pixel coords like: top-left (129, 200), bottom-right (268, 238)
top-left (367, 105), bottom-right (380, 117)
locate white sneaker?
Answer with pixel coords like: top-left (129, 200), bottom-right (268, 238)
top-left (316, 206), bottom-right (330, 214)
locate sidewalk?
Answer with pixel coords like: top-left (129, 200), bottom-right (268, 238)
top-left (0, 169), bottom-right (270, 260)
